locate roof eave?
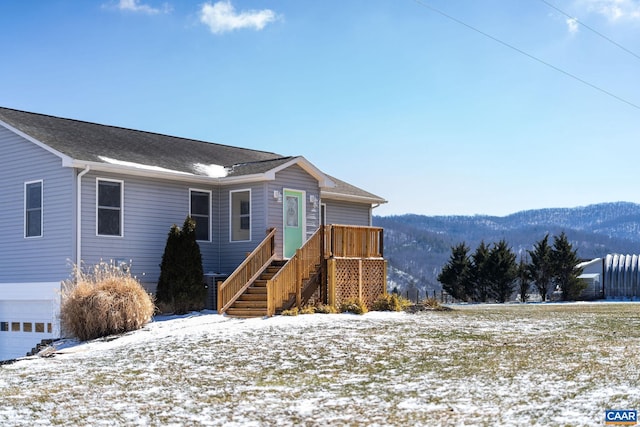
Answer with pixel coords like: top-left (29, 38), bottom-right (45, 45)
top-left (70, 160), bottom-right (274, 185)
top-left (268, 156), bottom-right (335, 188)
top-left (0, 119), bottom-right (74, 166)
top-left (321, 190), bottom-right (388, 205)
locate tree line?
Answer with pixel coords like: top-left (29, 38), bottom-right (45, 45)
top-left (437, 232), bottom-right (585, 303)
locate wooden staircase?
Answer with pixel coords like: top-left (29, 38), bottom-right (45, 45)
top-left (278, 265), bottom-right (322, 314)
top-left (226, 260), bottom-right (286, 318)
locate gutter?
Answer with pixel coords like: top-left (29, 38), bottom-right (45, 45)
top-left (76, 166), bottom-right (91, 269)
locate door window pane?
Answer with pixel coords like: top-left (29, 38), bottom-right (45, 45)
top-left (286, 196), bottom-right (299, 227)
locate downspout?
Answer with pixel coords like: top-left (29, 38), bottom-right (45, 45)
top-left (76, 166), bottom-right (91, 269)
top-left (369, 203), bottom-right (381, 227)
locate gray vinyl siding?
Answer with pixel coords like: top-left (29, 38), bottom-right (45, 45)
top-left (266, 165), bottom-right (321, 258)
top-left (79, 172), bottom-right (220, 293)
top-left (0, 127), bottom-right (75, 282)
top-left (217, 183), bottom-right (268, 274)
top-left (323, 199), bottom-right (372, 226)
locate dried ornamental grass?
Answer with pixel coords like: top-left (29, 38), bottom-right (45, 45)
top-left (372, 293), bottom-right (412, 311)
top-left (338, 298), bottom-right (368, 315)
top-left (314, 304), bottom-right (338, 314)
top-left (60, 262), bottom-right (155, 341)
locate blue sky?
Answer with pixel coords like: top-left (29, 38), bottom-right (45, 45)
top-left (2, 0), bottom-right (640, 216)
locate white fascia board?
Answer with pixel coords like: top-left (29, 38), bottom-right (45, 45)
top-left (321, 190), bottom-right (388, 205)
top-left (0, 119), bottom-right (74, 166)
top-left (219, 173), bottom-right (270, 185)
top-left (69, 160), bottom-right (211, 183)
top-left (70, 160), bottom-right (271, 186)
top-left (267, 156), bottom-right (336, 188)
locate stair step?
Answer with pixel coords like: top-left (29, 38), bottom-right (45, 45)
top-left (226, 308), bottom-right (267, 317)
top-left (247, 287), bottom-right (267, 294)
top-left (254, 280), bottom-right (268, 287)
top-left (238, 293), bottom-right (267, 301)
top-left (232, 300), bottom-right (267, 309)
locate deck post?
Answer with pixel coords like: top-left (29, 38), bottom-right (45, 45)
top-left (327, 258), bottom-right (336, 307)
top-left (383, 260), bottom-right (388, 296)
top-left (295, 248), bottom-right (302, 309)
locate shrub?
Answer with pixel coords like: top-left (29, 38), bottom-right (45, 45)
top-left (372, 293), bottom-right (412, 311)
top-left (423, 297), bottom-right (450, 311)
top-left (156, 217), bottom-right (206, 314)
top-left (338, 298), bottom-right (368, 315)
top-left (60, 262), bottom-right (155, 341)
top-left (314, 304), bottom-right (338, 314)
top-left (281, 307), bottom-right (299, 316)
top-left (300, 305), bottom-right (316, 315)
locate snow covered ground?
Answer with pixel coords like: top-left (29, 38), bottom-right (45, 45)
top-left (1, 303), bottom-right (640, 426)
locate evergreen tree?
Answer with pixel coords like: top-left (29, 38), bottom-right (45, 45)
top-left (437, 242), bottom-right (470, 301)
top-left (156, 217), bottom-right (206, 314)
top-left (551, 232), bottom-right (585, 301)
top-left (177, 217), bottom-right (205, 312)
top-left (469, 241), bottom-right (491, 302)
top-left (527, 234), bottom-right (554, 302)
top-left (486, 239), bottom-right (518, 303)
top-left (517, 255), bottom-right (531, 303)
top-left (156, 224), bottom-right (181, 308)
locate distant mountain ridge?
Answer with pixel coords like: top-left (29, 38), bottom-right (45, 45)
top-left (373, 202), bottom-right (640, 295)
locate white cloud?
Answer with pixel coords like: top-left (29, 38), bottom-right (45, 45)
top-left (200, 1), bottom-right (279, 34)
top-left (577, 0), bottom-right (640, 21)
top-left (566, 17), bottom-right (580, 33)
top-left (114, 0), bottom-right (171, 14)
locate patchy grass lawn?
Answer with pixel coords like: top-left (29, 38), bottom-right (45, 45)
top-left (1, 303), bottom-right (640, 426)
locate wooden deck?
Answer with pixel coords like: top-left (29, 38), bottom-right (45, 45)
top-left (217, 225), bottom-right (386, 317)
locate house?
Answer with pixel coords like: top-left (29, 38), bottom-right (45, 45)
top-left (576, 258), bottom-right (603, 300)
top-left (0, 107), bottom-right (387, 360)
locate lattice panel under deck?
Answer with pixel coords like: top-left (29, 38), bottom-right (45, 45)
top-left (331, 258), bottom-right (387, 309)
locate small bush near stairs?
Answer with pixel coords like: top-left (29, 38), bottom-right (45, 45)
top-left (156, 217), bottom-right (206, 314)
top-left (60, 262), bottom-right (155, 341)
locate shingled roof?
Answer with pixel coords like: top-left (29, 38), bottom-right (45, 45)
top-left (0, 107), bottom-right (284, 176)
top-left (0, 107), bottom-right (385, 204)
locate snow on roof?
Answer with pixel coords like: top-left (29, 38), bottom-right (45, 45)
top-left (98, 156), bottom-right (191, 175)
top-left (193, 163), bottom-right (228, 178)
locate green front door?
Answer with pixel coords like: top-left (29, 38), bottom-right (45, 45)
top-left (283, 189), bottom-right (304, 258)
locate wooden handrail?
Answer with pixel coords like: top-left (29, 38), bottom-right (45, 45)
top-left (267, 227), bottom-right (323, 316)
top-left (217, 228), bottom-right (277, 314)
top-left (324, 225), bottom-right (384, 259)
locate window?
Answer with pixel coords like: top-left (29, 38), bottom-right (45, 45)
top-left (190, 190), bottom-right (211, 241)
top-left (231, 190), bottom-right (251, 241)
top-left (25, 180), bottom-right (43, 238)
top-left (97, 179), bottom-right (123, 236)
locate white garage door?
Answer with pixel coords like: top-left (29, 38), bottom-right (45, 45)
top-left (0, 283), bottom-right (60, 362)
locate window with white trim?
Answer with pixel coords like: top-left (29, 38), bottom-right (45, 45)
top-left (97, 179), bottom-right (123, 236)
top-left (25, 180), bottom-right (43, 238)
top-left (230, 190), bottom-right (251, 242)
top-left (190, 189), bottom-right (211, 241)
